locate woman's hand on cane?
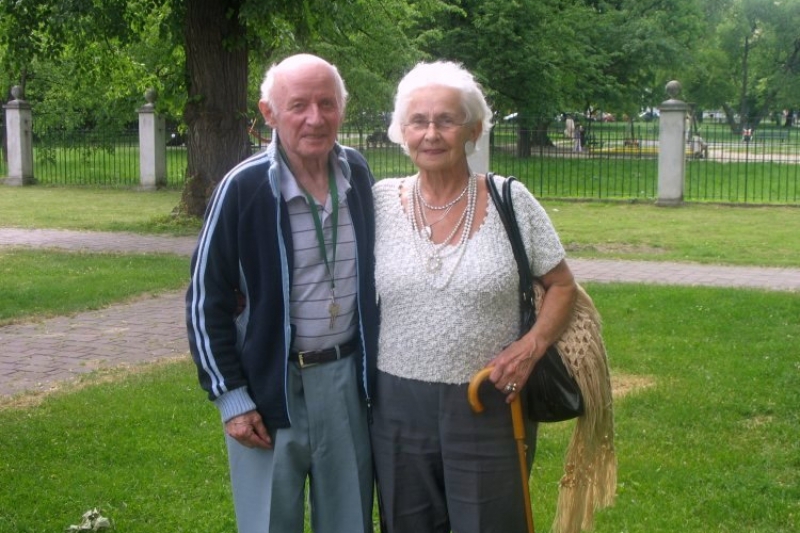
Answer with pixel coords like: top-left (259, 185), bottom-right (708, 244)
top-left (489, 336), bottom-right (541, 403)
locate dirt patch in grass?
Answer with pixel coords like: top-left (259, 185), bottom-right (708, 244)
top-left (0, 355), bottom-right (187, 411)
top-left (2, 362), bottom-right (654, 411)
top-left (611, 373), bottom-right (655, 398)
top-left (566, 243), bottom-right (668, 255)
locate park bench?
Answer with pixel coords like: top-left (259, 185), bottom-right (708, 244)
top-left (755, 129), bottom-right (789, 143)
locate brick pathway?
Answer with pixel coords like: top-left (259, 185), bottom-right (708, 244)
top-left (1, 228), bottom-right (798, 399)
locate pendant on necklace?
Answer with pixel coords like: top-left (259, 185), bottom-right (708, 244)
top-left (426, 254), bottom-right (442, 272)
top-left (422, 226), bottom-right (432, 239)
top-left (328, 289), bottom-right (340, 329)
top-left (328, 300), bottom-right (340, 329)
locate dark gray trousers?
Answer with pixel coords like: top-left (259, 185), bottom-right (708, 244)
top-left (371, 371), bottom-right (536, 533)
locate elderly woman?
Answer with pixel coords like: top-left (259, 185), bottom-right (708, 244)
top-left (370, 61), bottom-right (578, 533)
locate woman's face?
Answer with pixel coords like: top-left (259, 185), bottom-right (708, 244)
top-left (402, 85), bottom-right (481, 173)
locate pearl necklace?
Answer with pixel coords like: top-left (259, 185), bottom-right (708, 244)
top-left (418, 203), bottom-right (455, 239)
top-left (408, 172), bottom-right (477, 289)
top-left (414, 177), bottom-right (469, 211)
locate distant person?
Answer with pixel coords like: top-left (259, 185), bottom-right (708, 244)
top-left (573, 122), bottom-right (583, 152)
top-left (691, 135), bottom-right (708, 159)
top-left (186, 53), bottom-right (378, 533)
top-left (564, 114), bottom-right (575, 139)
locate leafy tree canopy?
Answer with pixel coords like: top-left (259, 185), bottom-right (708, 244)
top-left (2, 0), bottom-right (798, 209)
top-left (681, 0), bottom-right (800, 130)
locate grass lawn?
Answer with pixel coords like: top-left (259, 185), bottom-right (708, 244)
top-left (0, 187), bottom-right (798, 532)
top-left (545, 200), bottom-right (800, 267)
top-left (0, 249), bottom-right (189, 325)
top-left (2, 187), bottom-right (799, 267)
top-left (0, 188), bottom-right (199, 235)
top-left (0, 284), bottom-right (797, 532)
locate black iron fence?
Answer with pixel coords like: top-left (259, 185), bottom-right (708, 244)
top-left (24, 117), bottom-right (800, 204)
top-left (684, 123), bottom-right (800, 203)
top-left (489, 121), bottom-right (661, 201)
top-left (31, 121), bottom-right (188, 187)
top-left (33, 125), bottom-right (141, 187)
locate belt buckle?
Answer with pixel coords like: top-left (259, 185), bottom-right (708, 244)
top-left (297, 351), bottom-right (317, 369)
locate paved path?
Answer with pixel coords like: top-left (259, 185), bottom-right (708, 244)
top-left (1, 228), bottom-right (798, 399)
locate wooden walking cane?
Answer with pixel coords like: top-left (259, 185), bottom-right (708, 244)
top-left (468, 367), bottom-right (535, 533)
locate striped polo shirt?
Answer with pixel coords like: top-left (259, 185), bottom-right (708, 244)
top-left (280, 156), bottom-right (358, 353)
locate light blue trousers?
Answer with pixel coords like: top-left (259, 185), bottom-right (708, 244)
top-left (225, 355), bottom-right (373, 533)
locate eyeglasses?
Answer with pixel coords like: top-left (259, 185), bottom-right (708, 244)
top-left (404, 117), bottom-right (467, 132)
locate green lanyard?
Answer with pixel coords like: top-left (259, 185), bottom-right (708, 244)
top-left (280, 148), bottom-right (341, 327)
top-left (304, 168), bottom-right (338, 290)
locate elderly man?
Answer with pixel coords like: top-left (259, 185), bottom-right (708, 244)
top-left (186, 54), bottom-right (377, 533)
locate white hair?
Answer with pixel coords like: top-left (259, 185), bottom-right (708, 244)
top-left (259, 54), bottom-right (348, 114)
top-left (387, 61), bottom-right (493, 145)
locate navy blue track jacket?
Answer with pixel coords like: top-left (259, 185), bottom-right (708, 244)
top-left (186, 141), bottom-right (378, 430)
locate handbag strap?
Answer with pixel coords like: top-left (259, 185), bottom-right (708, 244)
top-left (486, 173), bottom-right (537, 332)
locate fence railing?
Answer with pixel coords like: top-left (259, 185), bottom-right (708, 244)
top-left (31, 123), bottom-right (188, 188)
top-left (25, 118), bottom-right (800, 204)
top-left (489, 121), bottom-right (661, 201)
top-left (684, 124), bottom-right (800, 203)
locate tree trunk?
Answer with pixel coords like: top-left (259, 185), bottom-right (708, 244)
top-left (516, 126), bottom-right (532, 158)
top-left (529, 121), bottom-right (553, 149)
top-left (519, 120), bottom-right (554, 156)
top-left (737, 33), bottom-right (750, 131)
top-left (178, 0), bottom-right (250, 218)
top-left (722, 103), bottom-right (741, 134)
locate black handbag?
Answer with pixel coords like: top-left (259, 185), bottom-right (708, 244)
top-left (486, 173), bottom-right (584, 423)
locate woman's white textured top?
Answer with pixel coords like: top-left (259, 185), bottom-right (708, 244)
top-left (373, 175), bottom-right (566, 384)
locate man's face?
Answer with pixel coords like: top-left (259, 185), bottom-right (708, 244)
top-left (260, 62), bottom-right (344, 165)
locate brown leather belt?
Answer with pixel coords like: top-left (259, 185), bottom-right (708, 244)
top-left (289, 339), bottom-right (360, 369)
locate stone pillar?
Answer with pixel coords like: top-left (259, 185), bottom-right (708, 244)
top-left (467, 131), bottom-right (490, 175)
top-left (656, 80), bottom-right (689, 206)
top-left (3, 86), bottom-right (35, 186)
top-left (138, 88), bottom-right (166, 190)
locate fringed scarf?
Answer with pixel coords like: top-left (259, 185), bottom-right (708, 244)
top-left (535, 282), bottom-right (617, 533)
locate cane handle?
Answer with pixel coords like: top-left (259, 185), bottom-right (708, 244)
top-left (468, 367), bottom-right (494, 413)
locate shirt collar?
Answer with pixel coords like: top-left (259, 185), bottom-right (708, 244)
top-left (279, 148), bottom-right (352, 205)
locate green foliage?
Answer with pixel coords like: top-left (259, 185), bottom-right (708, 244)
top-left (682, 0), bottom-right (800, 128)
top-left (414, 0), bottom-right (704, 121)
top-left (244, 0), bottom-right (453, 124)
top-left (1, 0), bottom-right (185, 130)
top-left (0, 0), bottom-right (451, 135)
top-left (4, 0), bottom-right (800, 211)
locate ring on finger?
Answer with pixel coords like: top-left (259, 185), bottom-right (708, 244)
top-left (503, 382), bottom-right (518, 393)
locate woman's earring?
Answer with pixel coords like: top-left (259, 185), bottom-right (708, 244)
top-left (464, 140), bottom-right (476, 155)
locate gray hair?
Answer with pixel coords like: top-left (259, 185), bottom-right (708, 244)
top-left (387, 61), bottom-right (493, 144)
top-left (259, 54), bottom-right (348, 115)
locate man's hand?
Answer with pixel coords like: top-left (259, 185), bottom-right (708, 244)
top-left (225, 410), bottom-right (273, 449)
